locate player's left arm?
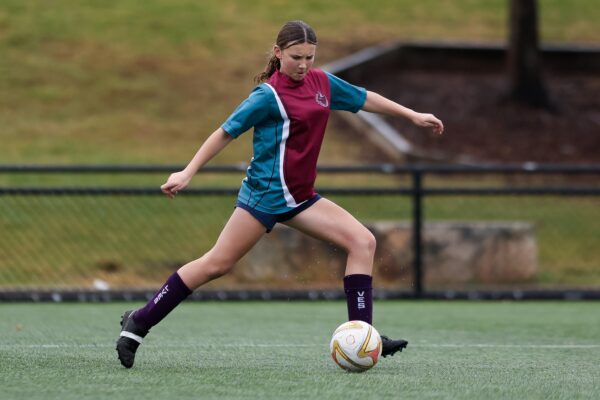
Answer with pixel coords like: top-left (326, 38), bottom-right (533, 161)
top-left (362, 91), bottom-right (444, 135)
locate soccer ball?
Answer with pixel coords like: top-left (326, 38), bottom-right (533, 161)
top-left (329, 320), bottom-right (382, 372)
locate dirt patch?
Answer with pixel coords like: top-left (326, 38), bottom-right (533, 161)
top-left (362, 69), bottom-right (600, 164)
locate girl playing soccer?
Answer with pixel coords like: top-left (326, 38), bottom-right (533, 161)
top-left (117, 20), bottom-right (443, 368)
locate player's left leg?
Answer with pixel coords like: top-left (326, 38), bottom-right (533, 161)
top-left (283, 197), bottom-right (407, 357)
top-left (284, 197), bottom-right (375, 320)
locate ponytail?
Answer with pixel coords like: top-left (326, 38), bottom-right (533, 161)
top-left (254, 54), bottom-right (280, 84)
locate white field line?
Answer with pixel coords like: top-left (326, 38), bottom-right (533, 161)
top-left (412, 344), bottom-right (600, 349)
top-left (1, 343), bottom-right (600, 349)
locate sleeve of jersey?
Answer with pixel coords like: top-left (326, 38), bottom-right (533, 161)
top-left (221, 85), bottom-right (272, 138)
top-left (326, 71), bottom-right (367, 113)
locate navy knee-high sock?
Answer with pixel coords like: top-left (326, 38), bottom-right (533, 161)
top-left (133, 272), bottom-right (192, 331)
top-left (343, 274), bottom-right (373, 325)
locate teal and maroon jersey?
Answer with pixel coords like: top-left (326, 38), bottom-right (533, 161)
top-left (221, 69), bottom-right (366, 214)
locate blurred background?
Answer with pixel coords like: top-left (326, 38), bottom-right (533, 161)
top-left (1, 0), bottom-right (599, 298)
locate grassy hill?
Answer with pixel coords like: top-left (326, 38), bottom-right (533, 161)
top-left (1, 1), bottom-right (599, 288)
top-left (1, 0), bottom-right (598, 164)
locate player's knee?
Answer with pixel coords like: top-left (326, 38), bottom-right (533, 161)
top-left (205, 262), bottom-right (234, 280)
top-left (363, 230), bottom-right (377, 255)
top-left (204, 254), bottom-right (236, 279)
top-left (350, 229), bottom-right (376, 257)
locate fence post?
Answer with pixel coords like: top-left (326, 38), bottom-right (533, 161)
top-left (412, 169), bottom-right (424, 298)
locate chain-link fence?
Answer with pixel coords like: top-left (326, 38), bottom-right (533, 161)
top-left (1, 164), bottom-right (599, 300)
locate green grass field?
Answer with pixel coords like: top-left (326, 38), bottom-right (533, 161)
top-left (1, 301), bottom-right (599, 399)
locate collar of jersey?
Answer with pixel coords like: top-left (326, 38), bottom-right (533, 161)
top-left (276, 70), bottom-right (305, 88)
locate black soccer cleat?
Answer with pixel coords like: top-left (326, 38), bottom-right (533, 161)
top-left (381, 335), bottom-right (408, 358)
top-left (116, 310), bottom-right (148, 368)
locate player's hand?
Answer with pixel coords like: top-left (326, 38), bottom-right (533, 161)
top-left (160, 170), bottom-right (192, 199)
top-left (412, 112), bottom-right (444, 135)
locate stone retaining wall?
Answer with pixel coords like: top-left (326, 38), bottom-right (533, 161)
top-left (234, 222), bottom-right (538, 288)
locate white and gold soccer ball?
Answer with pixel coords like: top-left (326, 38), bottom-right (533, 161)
top-left (329, 320), bottom-right (382, 372)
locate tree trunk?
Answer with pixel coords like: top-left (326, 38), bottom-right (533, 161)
top-left (507, 0), bottom-right (551, 108)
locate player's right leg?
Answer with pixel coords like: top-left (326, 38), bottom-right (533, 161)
top-left (177, 207), bottom-right (267, 288)
top-left (116, 207), bottom-right (266, 368)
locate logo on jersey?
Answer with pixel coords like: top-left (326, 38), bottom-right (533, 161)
top-left (315, 91), bottom-right (329, 107)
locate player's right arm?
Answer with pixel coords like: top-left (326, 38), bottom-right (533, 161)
top-left (161, 85), bottom-right (272, 199)
top-left (160, 128), bottom-right (233, 198)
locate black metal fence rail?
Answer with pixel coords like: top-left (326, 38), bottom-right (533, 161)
top-left (1, 163), bottom-right (600, 301)
top-left (2, 288), bottom-right (600, 303)
top-left (2, 163), bottom-right (600, 174)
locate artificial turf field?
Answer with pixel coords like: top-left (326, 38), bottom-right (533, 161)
top-left (1, 301), bottom-right (599, 399)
